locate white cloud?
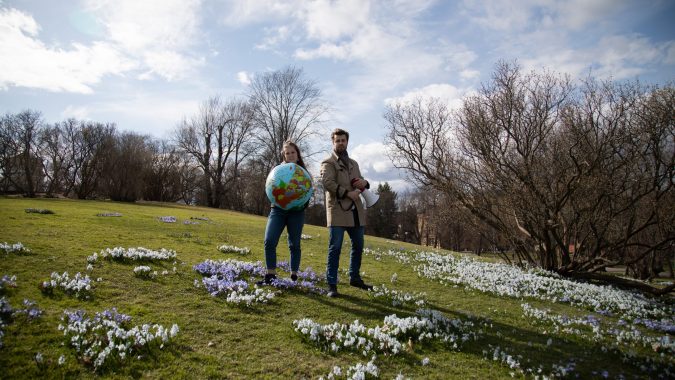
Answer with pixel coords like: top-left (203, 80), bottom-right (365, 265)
top-left (350, 142), bottom-right (394, 178)
top-left (443, 45), bottom-right (477, 70)
top-left (220, 0), bottom-right (296, 27)
top-left (222, 0), bottom-right (447, 136)
top-left (86, 0), bottom-right (201, 51)
top-left (553, 0), bottom-right (626, 30)
top-left (295, 20), bottom-right (405, 62)
top-left (348, 141), bottom-right (411, 192)
top-left (237, 71), bottom-right (252, 86)
top-left (302, 0), bottom-right (370, 41)
top-left (460, 69), bottom-right (480, 80)
top-left (255, 25), bottom-right (291, 50)
top-left (61, 105), bottom-right (90, 120)
top-left (0, 0), bottom-right (205, 93)
top-left (460, 0), bottom-right (629, 33)
top-left (457, 0), bottom-right (674, 83)
top-left (460, 0), bottom-right (534, 32)
top-left (85, 0), bottom-right (204, 81)
top-left (86, 94), bottom-right (200, 137)
top-left (385, 83), bottom-right (469, 110)
top-left (666, 42), bottom-right (675, 65)
top-left (389, 0), bottom-right (438, 16)
top-left (0, 8), bottom-right (135, 93)
top-left (520, 34), bottom-right (674, 80)
top-left (139, 50), bottom-right (204, 81)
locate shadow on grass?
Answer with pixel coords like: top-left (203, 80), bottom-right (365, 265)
top-left (310, 291), bottom-right (408, 320)
top-left (301, 292), bottom-right (673, 378)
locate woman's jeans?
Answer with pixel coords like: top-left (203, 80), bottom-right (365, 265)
top-left (326, 226), bottom-right (365, 285)
top-left (264, 207), bottom-right (305, 272)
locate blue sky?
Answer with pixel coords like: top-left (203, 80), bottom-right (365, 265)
top-left (1, 0), bottom-right (674, 191)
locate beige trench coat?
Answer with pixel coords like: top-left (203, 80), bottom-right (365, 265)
top-left (320, 152), bottom-right (367, 227)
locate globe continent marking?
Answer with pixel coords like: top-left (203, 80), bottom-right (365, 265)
top-left (266, 163), bottom-right (313, 210)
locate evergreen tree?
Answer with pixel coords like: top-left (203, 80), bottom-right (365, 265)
top-left (366, 182), bottom-right (398, 238)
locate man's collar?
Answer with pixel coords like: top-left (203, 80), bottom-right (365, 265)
top-left (332, 151), bottom-right (348, 167)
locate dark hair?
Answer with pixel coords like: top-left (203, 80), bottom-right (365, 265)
top-left (281, 140), bottom-right (306, 169)
top-left (331, 128), bottom-right (349, 141)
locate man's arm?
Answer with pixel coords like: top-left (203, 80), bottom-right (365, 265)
top-left (350, 161), bottom-right (369, 190)
top-left (321, 160), bottom-right (347, 199)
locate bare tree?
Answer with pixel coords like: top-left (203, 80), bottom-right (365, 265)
top-left (177, 153), bottom-right (200, 205)
top-left (143, 139), bottom-right (184, 202)
top-left (237, 157), bottom-right (270, 215)
top-left (101, 132), bottom-right (153, 202)
top-left (219, 99), bottom-right (257, 210)
top-left (248, 66), bottom-right (327, 168)
top-left (0, 113), bottom-right (21, 193)
top-left (0, 110), bottom-right (44, 196)
top-left (38, 123), bottom-right (71, 197)
top-left (385, 61), bottom-right (674, 294)
top-left (175, 96), bottom-right (257, 208)
top-left (62, 121), bottom-right (116, 199)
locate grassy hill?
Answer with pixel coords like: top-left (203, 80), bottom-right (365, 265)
top-left (0, 198), bottom-right (672, 379)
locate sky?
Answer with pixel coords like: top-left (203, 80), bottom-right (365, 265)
top-left (1, 0), bottom-right (674, 192)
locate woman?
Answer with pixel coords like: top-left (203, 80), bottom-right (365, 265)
top-left (258, 141), bottom-right (310, 285)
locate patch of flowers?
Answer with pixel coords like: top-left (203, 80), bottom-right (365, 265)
top-left (318, 356), bottom-right (379, 380)
top-left (194, 259), bottom-right (266, 278)
top-left (14, 299), bottom-right (43, 320)
top-left (293, 309), bottom-right (481, 357)
top-left (300, 234), bottom-right (313, 240)
top-left (364, 247), bottom-right (413, 264)
top-left (633, 317), bottom-right (675, 334)
top-left (59, 308), bottom-right (179, 370)
top-left (190, 216), bottom-right (209, 221)
top-left (96, 247), bottom-right (177, 262)
top-left (482, 344), bottom-right (579, 379)
top-left (217, 244), bottom-right (251, 255)
top-left (183, 220), bottom-right (199, 225)
top-left (0, 275), bottom-right (17, 293)
top-left (1, 296), bottom-right (43, 348)
top-left (96, 212), bottom-right (122, 217)
top-left (39, 271), bottom-right (93, 299)
top-left (133, 266), bottom-right (156, 279)
top-left (367, 247), bottom-right (671, 323)
top-left (270, 261), bottom-right (326, 294)
top-left (1, 242), bottom-right (31, 255)
top-left (87, 252), bottom-right (99, 264)
top-left (521, 303), bottom-right (675, 356)
top-left (25, 208), bottom-right (54, 214)
top-left (370, 284), bottom-right (426, 307)
top-left (194, 259), bottom-right (326, 306)
top-left (0, 297), bottom-right (11, 348)
top-left (157, 216), bottom-right (176, 223)
top-left (194, 259), bottom-right (276, 306)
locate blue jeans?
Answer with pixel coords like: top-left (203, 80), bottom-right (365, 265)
top-left (264, 207), bottom-right (305, 272)
top-left (326, 226), bottom-right (365, 285)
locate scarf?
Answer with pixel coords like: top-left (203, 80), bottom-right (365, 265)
top-left (336, 149), bottom-right (350, 167)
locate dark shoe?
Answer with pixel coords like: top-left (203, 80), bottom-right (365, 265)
top-left (256, 273), bottom-right (276, 286)
top-left (349, 278), bottom-right (373, 291)
top-left (291, 273), bottom-right (298, 282)
top-left (327, 284), bottom-right (338, 297)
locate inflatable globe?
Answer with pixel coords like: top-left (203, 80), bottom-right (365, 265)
top-left (265, 163), bottom-right (313, 210)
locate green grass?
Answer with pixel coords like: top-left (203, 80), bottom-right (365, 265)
top-left (0, 198), bottom-right (671, 379)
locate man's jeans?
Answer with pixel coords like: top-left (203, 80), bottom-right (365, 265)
top-left (326, 226), bottom-right (365, 285)
top-left (264, 207), bottom-right (305, 272)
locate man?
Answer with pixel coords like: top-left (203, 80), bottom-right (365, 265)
top-left (320, 128), bottom-right (373, 297)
